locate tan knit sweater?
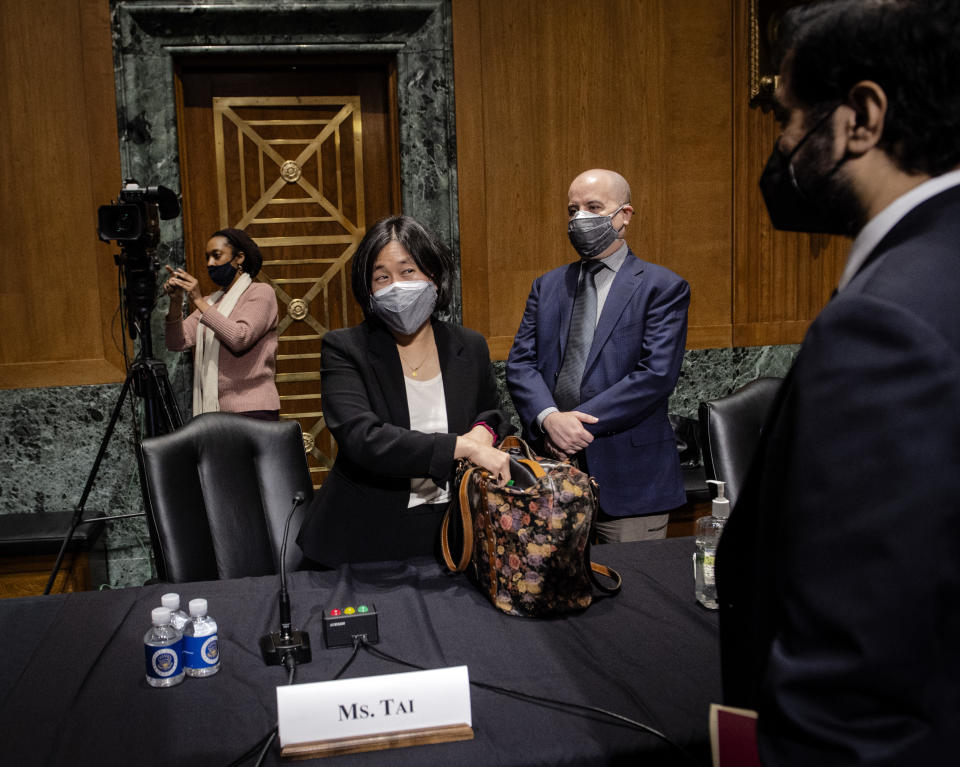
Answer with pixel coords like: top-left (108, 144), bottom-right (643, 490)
top-left (165, 281), bottom-right (281, 413)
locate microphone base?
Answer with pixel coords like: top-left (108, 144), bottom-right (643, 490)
top-left (260, 630), bottom-right (312, 666)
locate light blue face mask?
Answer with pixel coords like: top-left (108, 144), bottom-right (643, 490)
top-left (369, 280), bottom-right (438, 336)
top-left (567, 205), bottom-right (625, 259)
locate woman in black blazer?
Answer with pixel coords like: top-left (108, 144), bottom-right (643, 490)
top-left (297, 216), bottom-right (514, 566)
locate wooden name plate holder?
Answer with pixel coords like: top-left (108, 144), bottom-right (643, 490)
top-left (282, 723), bottom-right (473, 760)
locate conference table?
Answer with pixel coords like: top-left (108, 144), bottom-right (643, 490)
top-left (0, 537), bottom-right (720, 766)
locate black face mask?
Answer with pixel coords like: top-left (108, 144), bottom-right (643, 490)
top-left (208, 262), bottom-right (238, 288)
top-left (759, 105), bottom-right (859, 236)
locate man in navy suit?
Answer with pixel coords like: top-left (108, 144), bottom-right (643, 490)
top-left (507, 169), bottom-right (690, 541)
top-left (717, 1), bottom-right (960, 764)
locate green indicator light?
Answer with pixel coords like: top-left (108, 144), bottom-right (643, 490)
top-left (357, 605), bottom-right (369, 613)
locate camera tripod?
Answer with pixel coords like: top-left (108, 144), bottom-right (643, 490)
top-left (43, 326), bottom-right (182, 595)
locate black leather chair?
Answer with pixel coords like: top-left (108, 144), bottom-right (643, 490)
top-left (138, 413), bottom-right (314, 583)
top-left (698, 377), bottom-right (782, 507)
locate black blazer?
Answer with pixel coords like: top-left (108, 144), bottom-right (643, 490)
top-left (716, 184), bottom-right (960, 765)
top-left (296, 319), bottom-right (512, 566)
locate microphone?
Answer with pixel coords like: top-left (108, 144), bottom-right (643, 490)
top-left (260, 491), bottom-right (312, 667)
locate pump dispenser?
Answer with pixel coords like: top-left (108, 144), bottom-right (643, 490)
top-left (695, 480), bottom-right (729, 609)
top-left (707, 479), bottom-right (730, 520)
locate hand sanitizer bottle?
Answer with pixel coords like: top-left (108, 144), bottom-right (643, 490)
top-left (695, 479), bottom-right (730, 609)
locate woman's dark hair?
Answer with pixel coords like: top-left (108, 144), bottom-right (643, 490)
top-left (778, 0), bottom-right (960, 177)
top-left (212, 228), bottom-right (263, 278)
top-left (351, 215), bottom-right (455, 319)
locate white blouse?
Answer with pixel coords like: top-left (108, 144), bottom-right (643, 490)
top-left (403, 373), bottom-right (451, 508)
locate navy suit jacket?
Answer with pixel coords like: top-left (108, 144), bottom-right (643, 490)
top-left (296, 319), bottom-right (512, 566)
top-left (717, 184), bottom-right (960, 765)
top-left (506, 247), bottom-right (690, 516)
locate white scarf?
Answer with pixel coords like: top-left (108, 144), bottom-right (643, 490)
top-left (192, 272), bottom-right (253, 415)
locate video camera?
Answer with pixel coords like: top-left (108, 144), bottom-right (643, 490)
top-left (97, 179), bottom-right (181, 343)
top-left (97, 179), bottom-right (180, 246)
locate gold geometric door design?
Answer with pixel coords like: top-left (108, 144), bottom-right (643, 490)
top-left (213, 96), bottom-right (367, 486)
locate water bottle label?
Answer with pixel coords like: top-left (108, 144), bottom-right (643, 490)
top-left (145, 642), bottom-right (182, 680)
top-left (183, 633), bottom-right (220, 669)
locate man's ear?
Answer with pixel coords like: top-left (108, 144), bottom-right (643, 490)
top-left (844, 80), bottom-right (887, 156)
top-left (620, 204), bottom-right (635, 225)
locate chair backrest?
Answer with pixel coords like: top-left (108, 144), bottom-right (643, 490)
top-left (698, 377), bottom-right (782, 507)
top-left (138, 413), bottom-right (314, 583)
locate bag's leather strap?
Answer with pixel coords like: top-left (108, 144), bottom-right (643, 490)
top-left (589, 561), bottom-right (623, 594)
top-left (583, 475), bottom-right (623, 595)
top-left (498, 434), bottom-right (536, 460)
top-left (441, 465), bottom-right (477, 572)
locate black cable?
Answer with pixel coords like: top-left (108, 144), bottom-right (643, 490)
top-left (359, 641), bottom-right (700, 766)
top-left (227, 730), bottom-right (275, 767)
top-left (332, 638), bottom-right (363, 680)
top-left (251, 730), bottom-right (277, 767)
top-left (229, 641), bottom-right (357, 766)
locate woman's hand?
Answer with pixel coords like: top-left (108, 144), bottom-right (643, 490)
top-left (163, 265), bottom-right (203, 304)
top-left (463, 423), bottom-right (496, 447)
top-left (455, 436), bottom-right (512, 485)
top-left (162, 264), bottom-right (184, 297)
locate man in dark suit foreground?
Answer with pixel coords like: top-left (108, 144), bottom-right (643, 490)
top-left (717, 1), bottom-right (960, 764)
top-left (507, 169), bottom-right (689, 541)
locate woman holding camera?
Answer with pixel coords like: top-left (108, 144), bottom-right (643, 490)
top-left (296, 215), bottom-right (513, 566)
top-left (163, 228), bottom-right (280, 420)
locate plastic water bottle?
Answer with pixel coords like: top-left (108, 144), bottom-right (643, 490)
top-left (144, 606), bottom-right (184, 688)
top-left (695, 480), bottom-right (730, 609)
top-left (183, 598), bottom-right (220, 677)
top-left (161, 592), bottom-right (190, 632)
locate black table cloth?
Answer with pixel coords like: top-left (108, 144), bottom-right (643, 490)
top-left (0, 537), bottom-right (719, 766)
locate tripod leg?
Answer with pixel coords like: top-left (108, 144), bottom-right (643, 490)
top-left (139, 360), bottom-right (182, 437)
top-left (151, 360), bottom-right (183, 432)
top-left (44, 373), bottom-right (134, 595)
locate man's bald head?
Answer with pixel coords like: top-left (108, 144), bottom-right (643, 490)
top-left (568, 169), bottom-right (631, 208)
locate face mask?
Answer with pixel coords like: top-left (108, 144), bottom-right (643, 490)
top-left (567, 205), bottom-right (625, 259)
top-left (369, 280), bottom-right (438, 336)
top-left (759, 105), bottom-right (856, 236)
top-left (208, 262), bottom-right (238, 288)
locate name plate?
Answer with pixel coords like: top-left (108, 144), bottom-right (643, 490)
top-left (276, 665), bottom-right (473, 756)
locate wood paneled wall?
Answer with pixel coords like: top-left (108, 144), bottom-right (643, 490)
top-left (0, 0), bottom-right (849, 389)
top-left (0, 0), bottom-right (123, 389)
top-left (453, 0), bottom-right (847, 357)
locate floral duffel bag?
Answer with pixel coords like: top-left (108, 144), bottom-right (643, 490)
top-left (441, 436), bottom-right (622, 617)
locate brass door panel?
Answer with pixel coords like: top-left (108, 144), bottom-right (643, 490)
top-left (175, 56), bottom-right (400, 485)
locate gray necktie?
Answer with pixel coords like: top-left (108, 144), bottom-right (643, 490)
top-left (554, 260), bottom-right (604, 411)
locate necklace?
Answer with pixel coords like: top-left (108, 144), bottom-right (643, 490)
top-left (397, 347), bottom-right (431, 377)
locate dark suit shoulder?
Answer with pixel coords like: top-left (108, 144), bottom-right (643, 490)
top-left (619, 248), bottom-right (686, 288)
top-left (534, 248), bottom-right (688, 288)
top-left (842, 191), bottom-right (960, 352)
